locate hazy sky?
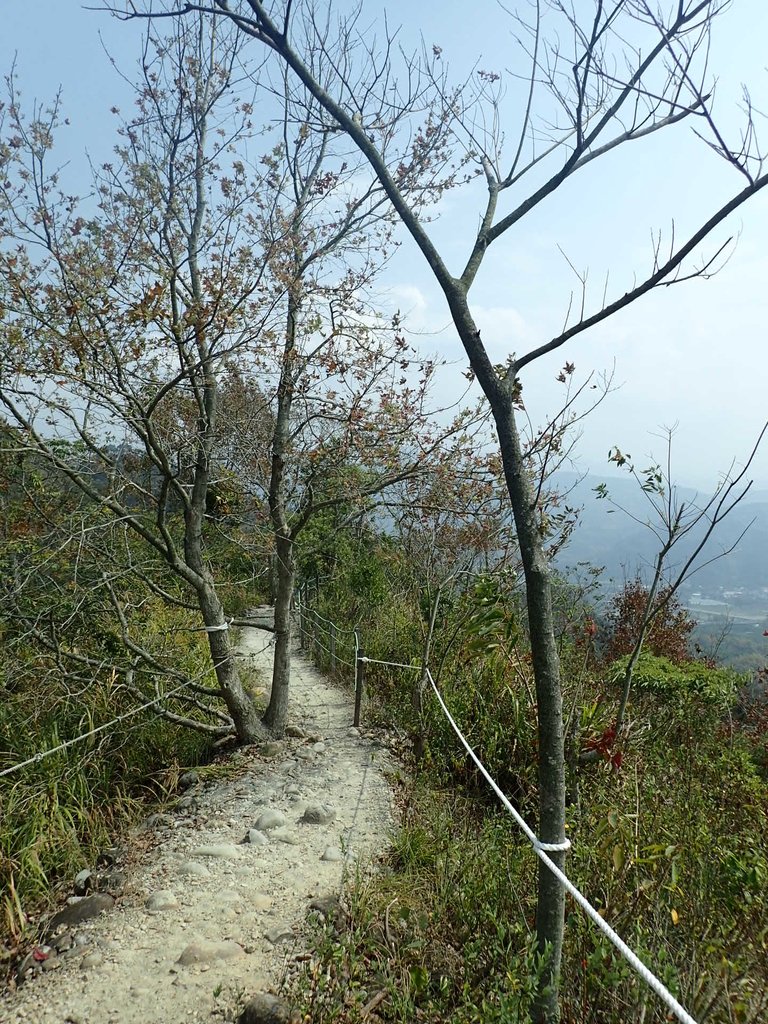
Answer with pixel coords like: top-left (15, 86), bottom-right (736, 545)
top-left (3, 1), bottom-right (767, 492)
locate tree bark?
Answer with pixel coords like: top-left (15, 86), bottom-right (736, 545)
top-left (493, 394), bottom-right (567, 1024)
top-left (264, 532), bottom-right (294, 735)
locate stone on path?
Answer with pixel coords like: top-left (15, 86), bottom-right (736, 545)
top-left (190, 843), bottom-right (241, 859)
top-left (177, 861), bottom-right (210, 877)
top-left (261, 741), bottom-right (284, 758)
top-left (265, 923), bottom-right (293, 945)
top-left (242, 829), bottom-right (269, 846)
top-left (177, 939), bottom-right (244, 966)
top-left (80, 951), bottom-right (103, 970)
top-left (47, 893), bottom-right (114, 936)
top-left (177, 770), bottom-right (200, 791)
top-left (308, 895), bottom-right (339, 919)
top-left (251, 893), bottom-right (272, 911)
top-left (300, 802), bottom-right (336, 825)
top-left (320, 846), bottom-right (343, 862)
top-left (239, 992), bottom-right (298, 1024)
top-left (285, 725), bottom-right (306, 738)
top-left (145, 891), bottom-right (179, 913)
top-left (271, 828), bottom-right (299, 846)
top-left (255, 809), bottom-right (287, 830)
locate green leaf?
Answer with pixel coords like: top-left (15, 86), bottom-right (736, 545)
top-left (612, 844), bottom-right (625, 872)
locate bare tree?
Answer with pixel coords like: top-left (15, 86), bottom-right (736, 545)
top-left (0, 15), bottom-right (280, 741)
top-left (112, 1), bottom-right (767, 1019)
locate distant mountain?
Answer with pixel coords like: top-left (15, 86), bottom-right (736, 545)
top-left (552, 471), bottom-right (768, 600)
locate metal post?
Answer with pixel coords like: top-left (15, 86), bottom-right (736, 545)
top-left (329, 622), bottom-right (337, 673)
top-left (299, 602), bottom-right (306, 650)
top-left (354, 647), bottom-right (365, 727)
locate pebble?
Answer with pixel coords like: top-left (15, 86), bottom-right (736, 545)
top-left (348, 726), bottom-right (361, 737)
top-left (284, 784), bottom-right (301, 796)
top-left (145, 891), bottom-right (179, 913)
top-left (295, 749), bottom-right (313, 761)
top-left (252, 893), bottom-right (272, 911)
top-left (300, 802), bottom-right (336, 825)
top-left (239, 992), bottom-right (297, 1024)
top-left (285, 725), bottom-right (305, 738)
top-left (265, 923), bottom-right (293, 944)
top-left (242, 829), bottom-right (269, 846)
top-left (254, 809), bottom-right (287, 830)
top-left (47, 893), bottom-right (115, 935)
top-left (73, 869), bottom-right (92, 896)
top-left (271, 828), bottom-right (300, 846)
top-left (312, 742), bottom-right (326, 754)
top-left (260, 741), bottom-right (284, 758)
top-left (308, 895), bottom-right (339, 918)
top-left (320, 846), bottom-right (343, 862)
top-left (177, 861), bottom-right (210, 877)
top-left (175, 795), bottom-right (198, 813)
top-left (177, 770), bottom-right (200, 791)
top-left (80, 951), bottom-right (103, 970)
top-left (176, 939), bottom-right (244, 966)
top-left (190, 843), bottom-right (241, 859)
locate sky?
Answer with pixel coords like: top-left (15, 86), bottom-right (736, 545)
top-left (2, 1), bottom-right (768, 493)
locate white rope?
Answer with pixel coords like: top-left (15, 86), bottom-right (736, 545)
top-left (0, 675), bottom-right (215, 779)
top-left (359, 656), bottom-right (421, 671)
top-left (425, 669), bottom-right (698, 1024)
top-left (202, 621), bottom-right (230, 633)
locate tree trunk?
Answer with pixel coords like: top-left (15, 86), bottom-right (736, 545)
top-left (197, 576), bottom-right (268, 743)
top-left (494, 395), bottom-right (567, 1024)
top-left (264, 533), bottom-right (294, 735)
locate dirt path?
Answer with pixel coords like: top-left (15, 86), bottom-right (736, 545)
top-left (1, 617), bottom-right (395, 1024)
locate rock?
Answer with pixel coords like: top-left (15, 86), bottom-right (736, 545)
top-left (271, 828), bottom-right (299, 846)
top-left (190, 843), bottom-right (241, 859)
top-left (285, 725), bottom-right (305, 739)
top-left (254, 809), bottom-right (286, 831)
top-left (177, 861), bottom-right (210, 878)
top-left (96, 845), bottom-right (123, 867)
top-left (265, 922), bottom-right (294, 944)
top-left (96, 869), bottom-right (126, 893)
top-left (320, 846), bottom-right (343, 862)
top-left (284, 784), bottom-right (301, 796)
top-left (239, 992), bottom-right (298, 1024)
top-left (308, 895), bottom-right (339, 919)
top-left (47, 893), bottom-right (114, 936)
top-left (143, 812), bottom-right (175, 829)
top-left (175, 795), bottom-right (198, 814)
top-left (306, 733), bottom-right (323, 744)
top-left (295, 749), bottom-right (313, 761)
top-left (312, 742), bottom-right (327, 754)
top-left (52, 930), bottom-right (75, 953)
top-left (242, 829), bottom-right (269, 846)
top-left (80, 951), bottom-right (103, 970)
top-left (177, 939), bottom-right (244, 966)
top-left (41, 952), bottom-right (61, 972)
top-left (177, 770), bottom-right (200, 791)
top-left (73, 869), bottom-right (92, 896)
top-left (261, 741), bottom-right (284, 758)
top-left (347, 726), bottom-right (361, 738)
top-left (301, 802), bottom-right (336, 825)
top-left (252, 893), bottom-right (272, 911)
top-left (145, 890), bottom-right (179, 913)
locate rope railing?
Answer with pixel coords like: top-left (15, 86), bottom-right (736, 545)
top-left (296, 613), bottom-right (701, 1024)
top-left (422, 665), bottom-right (696, 1024)
top-left (0, 665), bottom-right (226, 780)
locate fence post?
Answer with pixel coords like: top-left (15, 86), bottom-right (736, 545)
top-left (354, 647), bottom-right (365, 727)
top-left (329, 621), bottom-right (337, 673)
top-left (299, 601), bottom-right (306, 651)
